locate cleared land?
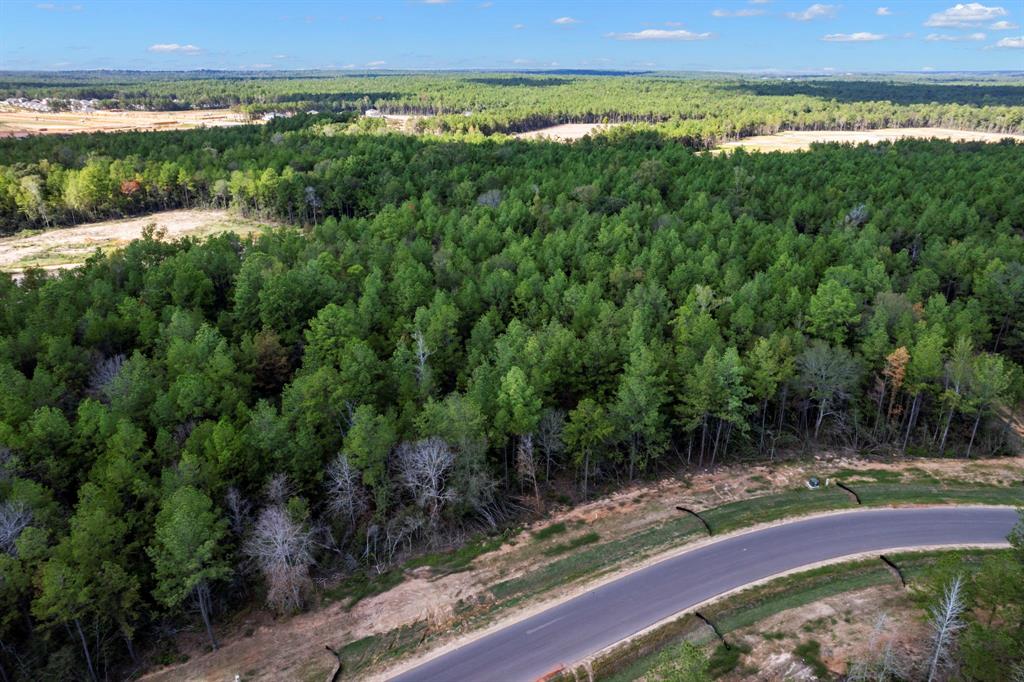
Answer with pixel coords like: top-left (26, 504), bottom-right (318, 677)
top-left (514, 123), bottom-right (619, 142)
top-left (717, 127), bottom-right (1024, 152)
top-left (139, 455), bottom-right (1024, 682)
top-left (0, 106), bottom-right (256, 137)
top-left (0, 209), bottom-right (273, 275)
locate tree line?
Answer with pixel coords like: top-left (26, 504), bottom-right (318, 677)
top-left (2, 72), bottom-right (1022, 143)
top-left (0, 121), bottom-right (1022, 678)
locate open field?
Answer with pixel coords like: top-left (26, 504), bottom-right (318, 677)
top-left (716, 126), bottom-right (1024, 152)
top-left (0, 106), bottom-right (256, 137)
top-left (513, 122), bottom-right (619, 142)
top-left (0, 209), bottom-right (274, 275)
top-left (139, 455), bottom-right (1024, 682)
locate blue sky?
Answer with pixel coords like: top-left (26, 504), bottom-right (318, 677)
top-left (1, 1), bottom-right (1022, 72)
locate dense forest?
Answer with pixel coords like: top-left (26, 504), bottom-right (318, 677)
top-left (1, 74), bottom-right (1024, 679)
top-left (3, 71), bottom-right (1024, 140)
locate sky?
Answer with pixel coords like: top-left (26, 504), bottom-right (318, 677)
top-left (1, 0), bottom-right (1022, 73)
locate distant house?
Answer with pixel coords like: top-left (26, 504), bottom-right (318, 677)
top-left (364, 109), bottom-right (383, 118)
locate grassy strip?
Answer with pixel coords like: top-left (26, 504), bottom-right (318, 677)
top-left (534, 522), bottom-right (569, 541)
top-left (544, 532), bottom-right (601, 557)
top-left (492, 481), bottom-right (1020, 609)
top-left (490, 516), bottom-right (705, 602)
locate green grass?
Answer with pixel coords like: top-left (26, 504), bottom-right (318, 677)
top-left (533, 522), bottom-right (568, 541)
top-left (793, 640), bottom-right (830, 679)
top-left (333, 621), bottom-right (429, 677)
top-left (405, 532), bottom-right (509, 573)
top-left (490, 516), bottom-right (705, 602)
top-left (707, 641), bottom-right (750, 678)
top-left (702, 487), bottom-right (854, 535)
top-left (322, 569), bottom-right (405, 609)
top-left (543, 531), bottom-right (601, 557)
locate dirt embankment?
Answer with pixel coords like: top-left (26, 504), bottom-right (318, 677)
top-left (140, 455), bottom-right (1023, 682)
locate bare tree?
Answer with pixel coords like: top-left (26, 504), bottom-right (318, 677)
top-left (264, 473), bottom-right (292, 506)
top-left (365, 514), bottom-right (423, 574)
top-left (0, 501), bottom-right (32, 556)
top-left (536, 409), bottom-right (565, 480)
top-left (927, 575), bottom-right (965, 682)
top-left (88, 353), bottom-right (125, 402)
top-left (325, 453), bottom-right (366, 525)
top-left (515, 434), bottom-right (540, 509)
top-left (224, 487), bottom-right (251, 537)
top-left (847, 613), bottom-right (904, 682)
top-left (245, 506), bottom-right (315, 613)
top-left (395, 437), bottom-right (455, 526)
top-left (412, 329), bottom-right (431, 391)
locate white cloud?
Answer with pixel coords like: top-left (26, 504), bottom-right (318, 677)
top-left (990, 20), bottom-right (1019, 30)
top-left (711, 8), bottom-right (765, 17)
top-left (925, 3), bottom-right (1006, 28)
top-left (787, 4), bottom-right (838, 21)
top-left (512, 58), bottom-right (531, 64)
top-left (341, 64), bottom-right (356, 69)
top-left (513, 23), bottom-right (525, 29)
top-left (607, 28), bottom-right (714, 41)
top-left (553, 16), bottom-right (580, 24)
top-left (876, 7), bottom-right (891, 15)
top-left (925, 32), bottom-right (986, 41)
top-left (480, 1), bottom-right (493, 6)
top-left (366, 60), bottom-right (387, 67)
top-left (148, 43), bottom-right (202, 54)
top-left (36, 3), bottom-right (82, 11)
top-left (822, 32), bottom-right (886, 41)
top-left (422, 0), bottom-right (451, 4)
top-left (996, 35), bottom-right (1024, 47)
top-left (273, 54), bottom-right (288, 59)
top-left (750, 0), bottom-right (771, 3)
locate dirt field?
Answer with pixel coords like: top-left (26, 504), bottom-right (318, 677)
top-left (716, 127), bottom-right (1024, 152)
top-left (0, 209), bottom-right (272, 276)
top-left (514, 122), bottom-right (619, 142)
top-left (725, 585), bottom-right (925, 681)
top-left (139, 454), bottom-right (1023, 682)
top-left (0, 106), bottom-right (256, 137)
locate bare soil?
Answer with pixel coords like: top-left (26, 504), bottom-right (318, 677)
top-left (716, 127), bottom-right (1024, 153)
top-left (140, 454), bottom-right (1022, 682)
top-left (0, 106), bottom-right (256, 137)
top-left (725, 585), bottom-right (927, 681)
top-left (514, 123), bottom-right (619, 142)
top-left (0, 209), bottom-right (273, 275)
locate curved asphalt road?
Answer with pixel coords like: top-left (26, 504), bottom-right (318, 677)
top-left (390, 506), bottom-right (1018, 682)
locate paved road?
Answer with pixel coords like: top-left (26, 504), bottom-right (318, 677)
top-left (390, 507), bottom-right (1018, 682)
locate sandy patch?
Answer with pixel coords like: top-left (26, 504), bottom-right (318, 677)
top-left (514, 123), bottom-right (620, 142)
top-left (0, 106), bottom-right (257, 137)
top-left (716, 127), bottom-right (1024, 153)
top-left (0, 209), bottom-right (272, 275)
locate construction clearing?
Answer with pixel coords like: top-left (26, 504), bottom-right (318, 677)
top-left (715, 127), bottom-right (1024, 153)
top-left (0, 106), bottom-right (257, 137)
top-left (0, 209), bottom-right (274, 276)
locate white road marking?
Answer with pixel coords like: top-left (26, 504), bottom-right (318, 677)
top-left (526, 616), bottom-right (566, 635)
